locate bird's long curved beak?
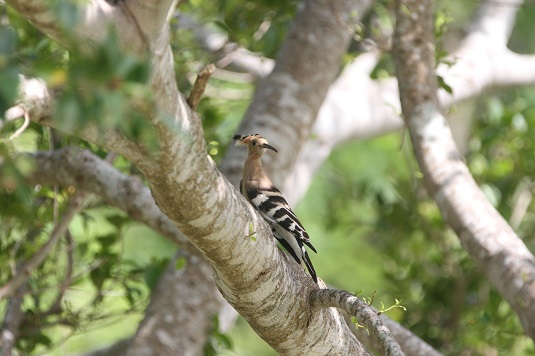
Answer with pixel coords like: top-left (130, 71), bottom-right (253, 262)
top-left (262, 144), bottom-right (278, 152)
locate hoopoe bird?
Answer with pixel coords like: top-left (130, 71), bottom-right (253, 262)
top-left (233, 133), bottom-right (318, 283)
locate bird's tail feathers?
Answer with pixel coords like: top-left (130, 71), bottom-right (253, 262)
top-left (303, 251), bottom-right (318, 284)
top-left (273, 229), bottom-right (318, 283)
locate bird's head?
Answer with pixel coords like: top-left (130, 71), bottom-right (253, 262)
top-left (233, 134), bottom-right (278, 156)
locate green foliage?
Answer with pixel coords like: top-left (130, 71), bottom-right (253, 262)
top-left (0, 26), bottom-right (20, 114)
top-left (351, 294), bottom-right (406, 332)
top-left (378, 298), bottom-right (406, 314)
top-left (214, 0), bottom-right (296, 58)
top-left (434, 8), bottom-right (454, 94)
top-left (509, 5), bottom-right (535, 54)
top-left (53, 33), bottom-right (155, 149)
top-left (143, 257), bottom-right (170, 291)
top-left (0, 149), bottom-right (35, 218)
top-left (470, 93), bottom-right (535, 244)
top-left (6, 5), bottom-right (67, 84)
top-left (203, 316), bottom-right (233, 356)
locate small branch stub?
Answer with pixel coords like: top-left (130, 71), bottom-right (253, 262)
top-left (187, 63), bottom-right (216, 110)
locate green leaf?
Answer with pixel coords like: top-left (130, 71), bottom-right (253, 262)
top-left (33, 332), bottom-right (52, 347)
top-left (144, 258), bottom-right (169, 291)
top-left (106, 214), bottom-right (130, 230)
top-left (0, 27), bottom-right (19, 114)
top-left (90, 267), bottom-right (106, 290)
top-left (123, 282), bottom-right (143, 307)
top-left (247, 223), bottom-right (256, 241)
top-left (437, 75), bottom-right (453, 94)
top-left (175, 256), bottom-right (187, 270)
top-left (97, 233), bottom-right (117, 250)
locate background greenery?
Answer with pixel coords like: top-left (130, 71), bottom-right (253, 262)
top-left (1, 0), bottom-right (535, 355)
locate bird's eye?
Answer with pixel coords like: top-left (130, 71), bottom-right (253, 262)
top-left (252, 141), bottom-right (257, 146)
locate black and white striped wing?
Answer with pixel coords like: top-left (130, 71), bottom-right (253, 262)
top-left (243, 184), bottom-right (318, 283)
top-left (246, 186), bottom-right (317, 253)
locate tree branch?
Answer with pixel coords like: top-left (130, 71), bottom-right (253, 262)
top-left (174, 12), bottom-right (275, 78)
top-left (393, 0), bottom-right (535, 340)
top-left (310, 289), bottom-right (404, 356)
top-left (45, 232), bottom-right (75, 316)
top-left (187, 63), bottom-right (215, 111)
top-left (354, 316), bottom-right (444, 356)
top-left (4, 76), bottom-right (158, 173)
top-left (0, 285), bottom-right (28, 356)
top-left (126, 252), bottom-right (226, 355)
top-left (25, 147), bottom-right (196, 253)
top-left (221, 0), bottom-right (374, 188)
top-left (286, 0), bottom-right (535, 204)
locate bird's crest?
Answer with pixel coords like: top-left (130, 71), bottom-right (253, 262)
top-left (233, 133), bottom-right (278, 152)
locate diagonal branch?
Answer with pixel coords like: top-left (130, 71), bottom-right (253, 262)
top-left (25, 147), bottom-right (195, 252)
top-left (5, 76), bottom-right (158, 173)
top-left (393, 0), bottom-right (535, 340)
top-left (286, 0), bottom-right (535, 204)
top-left (310, 289), bottom-right (404, 356)
top-left (187, 64), bottom-right (215, 111)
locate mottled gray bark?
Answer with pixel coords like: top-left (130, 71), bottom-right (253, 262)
top-left (221, 0), bottom-right (374, 188)
top-left (393, 0), bottom-right (535, 340)
top-left (126, 253), bottom-right (225, 356)
top-left (310, 289), bottom-right (403, 356)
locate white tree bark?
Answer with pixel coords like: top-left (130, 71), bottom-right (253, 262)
top-left (4, 0), bottom-right (375, 353)
top-left (310, 289), bottom-right (403, 356)
top-left (392, 0), bottom-right (535, 340)
top-left (22, 147), bottom-right (232, 354)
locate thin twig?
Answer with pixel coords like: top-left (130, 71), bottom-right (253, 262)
top-left (187, 64), bottom-right (216, 110)
top-left (48, 127), bottom-right (59, 224)
top-left (6, 111), bottom-right (30, 140)
top-left (46, 231), bottom-right (75, 315)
